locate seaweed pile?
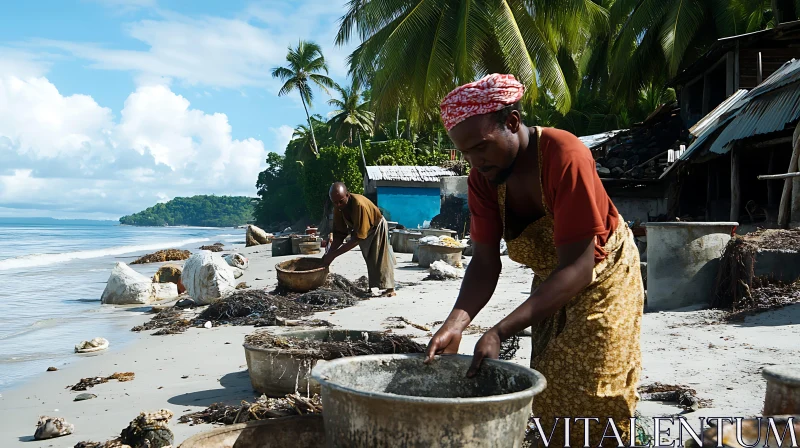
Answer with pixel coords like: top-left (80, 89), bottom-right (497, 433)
top-left (132, 308), bottom-right (192, 335)
top-left (499, 335), bottom-right (521, 360)
top-left (178, 393), bottom-right (322, 426)
top-left (244, 331), bottom-right (426, 360)
top-left (130, 249), bottom-right (191, 265)
top-left (323, 273), bottom-right (371, 298)
top-left (68, 372), bottom-right (135, 391)
top-left (199, 242), bottom-right (224, 252)
top-left (197, 290), bottom-right (310, 326)
top-left (713, 229), bottom-right (800, 317)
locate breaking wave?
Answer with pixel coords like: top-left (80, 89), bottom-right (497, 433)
top-left (0, 238), bottom-right (210, 271)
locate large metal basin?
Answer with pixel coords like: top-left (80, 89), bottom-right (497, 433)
top-left (178, 414), bottom-right (324, 448)
top-left (392, 230), bottom-right (422, 253)
top-left (275, 257), bottom-right (328, 293)
top-left (311, 353), bottom-right (546, 447)
top-left (417, 244), bottom-right (464, 268)
top-left (243, 329), bottom-right (394, 397)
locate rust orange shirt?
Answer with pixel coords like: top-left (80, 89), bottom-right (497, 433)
top-left (467, 127), bottom-right (619, 263)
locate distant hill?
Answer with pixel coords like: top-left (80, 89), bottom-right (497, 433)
top-left (119, 195), bottom-right (255, 227)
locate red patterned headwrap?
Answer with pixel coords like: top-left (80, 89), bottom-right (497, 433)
top-left (439, 73), bottom-right (525, 131)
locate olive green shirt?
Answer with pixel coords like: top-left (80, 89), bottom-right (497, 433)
top-left (332, 193), bottom-right (383, 240)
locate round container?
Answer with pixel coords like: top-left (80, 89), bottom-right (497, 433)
top-left (292, 235), bottom-right (315, 255)
top-left (311, 353), bottom-right (546, 448)
top-left (271, 237), bottom-right (293, 257)
top-left (645, 222), bottom-right (738, 311)
top-left (392, 230), bottom-right (422, 253)
top-left (762, 365), bottom-right (800, 415)
top-left (276, 258), bottom-right (329, 293)
top-left (417, 244), bottom-right (464, 268)
top-left (306, 227), bottom-right (318, 235)
top-left (178, 414), bottom-right (324, 448)
top-left (244, 329), bottom-right (394, 397)
top-left (299, 241), bottom-right (321, 255)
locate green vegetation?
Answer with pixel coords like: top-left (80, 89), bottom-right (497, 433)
top-left (120, 196), bottom-right (255, 227)
top-left (253, 2), bottom-right (797, 226)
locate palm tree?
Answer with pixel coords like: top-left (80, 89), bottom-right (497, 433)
top-left (287, 115), bottom-right (330, 162)
top-left (607, 0), bottom-right (787, 103)
top-left (272, 40), bottom-right (336, 156)
top-left (327, 82), bottom-right (376, 145)
top-left (335, 0), bottom-right (610, 122)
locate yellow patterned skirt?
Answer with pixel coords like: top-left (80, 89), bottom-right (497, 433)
top-left (526, 221), bottom-right (644, 447)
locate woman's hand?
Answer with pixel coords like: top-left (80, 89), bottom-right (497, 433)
top-left (466, 328), bottom-right (501, 377)
top-left (424, 322), bottom-right (463, 364)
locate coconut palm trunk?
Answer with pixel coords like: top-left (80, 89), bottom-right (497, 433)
top-left (299, 93), bottom-right (319, 156)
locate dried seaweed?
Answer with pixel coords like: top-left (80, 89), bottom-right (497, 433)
top-left (296, 289), bottom-right (357, 308)
top-left (323, 273), bottom-right (372, 298)
top-left (713, 229), bottom-right (800, 314)
top-left (638, 383), bottom-right (711, 411)
top-left (68, 372), bottom-right (135, 391)
top-left (178, 394), bottom-right (322, 426)
top-left (132, 308), bottom-right (191, 335)
top-left (499, 335), bottom-right (521, 360)
top-left (198, 290), bottom-right (311, 326)
top-left (131, 249), bottom-right (190, 265)
top-left (243, 331), bottom-right (425, 360)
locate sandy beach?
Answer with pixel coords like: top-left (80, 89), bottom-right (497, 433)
top-left (2, 243), bottom-right (799, 446)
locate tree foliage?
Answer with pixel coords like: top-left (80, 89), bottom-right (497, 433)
top-left (302, 145), bottom-right (364, 219)
top-left (119, 196), bottom-right (254, 227)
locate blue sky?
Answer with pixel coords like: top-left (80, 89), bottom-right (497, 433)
top-left (0, 0), bottom-right (356, 219)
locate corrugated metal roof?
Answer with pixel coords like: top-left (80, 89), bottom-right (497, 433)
top-left (578, 130), bottom-right (626, 149)
top-left (709, 59), bottom-right (800, 154)
top-left (366, 165), bottom-right (457, 182)
top-left (688, 89), bottom-right (749, 138)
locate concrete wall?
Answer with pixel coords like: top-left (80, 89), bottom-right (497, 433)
top-left (376, 186), bottom-right (441, 229)
top-left (612, 197), bottom-right (668, 223)
top-left (646, 222), bottom-right (737, 311)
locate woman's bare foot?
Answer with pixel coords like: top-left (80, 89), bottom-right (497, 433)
top-left (380, 288), bottom-right (396, 297)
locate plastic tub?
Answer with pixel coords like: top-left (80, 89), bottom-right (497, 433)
top-left (178, 414), bottom-right (324, 448)
top-left (421, 228), bottom-right (457, 238)
top-left (299, 241), bottom-right (321, 255)
top-left (392, 230), bottom-right (422, 253)
top-left (417, 244), bottom-right (464, 268)
top-left (292, 236), bottom-right (315, 255)
top-left (311, 353), bottom-right (546, 447)
top-left (243, 329), bottom-right (388, 397)
top-left (275, 258), bottom-right (328, 293)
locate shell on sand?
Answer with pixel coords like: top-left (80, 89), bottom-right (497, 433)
top-left (75, 337), bottom-right (109, 353)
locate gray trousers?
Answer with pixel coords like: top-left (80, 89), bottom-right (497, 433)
top-left (359, 217), bottom-right (396, 289)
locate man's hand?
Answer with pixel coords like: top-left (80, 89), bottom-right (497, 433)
top-left (466, 328), bottom-right (501, 377)
top-left (424, 322), bottom-right (463, 364)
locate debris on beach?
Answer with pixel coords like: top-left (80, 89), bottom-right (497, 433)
top-left (244, 330), bottom-right (425, 360)
top-left (224, 252), bottom-right (249, 270)
top-left (119, 409), bottom-right (174, 448)
top-left (74, 393), bottom-right (97, 402)
top-left (713, 229), bottom-right (800, 318)
top-left (68, 372), bottom-right (135, 391)
top-left (132, 308), bottom-right (192, 335)
top-left (499, 335), bottom-right (521, 360)
top-left (174, 298), bottom-right (196, 308)
top-left (34, 416), bottom-right (74, 440)
top-left (323, 273), bottom-right (371, 298)
top-left (131, 249), bottom-right (191, 265)
top-left (198, 290), bottom-right (310, 326)
top-left (178, 393), bottom-right (322, 426)
top-left (386, 316), bottom-right (430, 332)
top-left (425, 260), bottom-right (465, 280)
top-left (75, 337), bottom-right (109, 353)
top-left (47, 366), bottom-right (58, 372)
top-left (296, 289), bottom-right (357, 308)
top-left (236, 282), bottom-right (249, 289)
top-left (199, 242), bottom-right (224, 252)
top-left (637, 383), bottom-right (711, 411)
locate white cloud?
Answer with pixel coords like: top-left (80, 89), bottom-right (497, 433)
top-left (0, 75), bottom-right (266, 217)
top-left (0, 48), bottom-right (52, 79)
top-left (269, 125), bottom-right (295, 155)
top-left (36, 1), bottom-right (358, 91)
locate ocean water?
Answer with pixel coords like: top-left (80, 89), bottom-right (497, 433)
top-left (0, 218), bottom-right (245, 390)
